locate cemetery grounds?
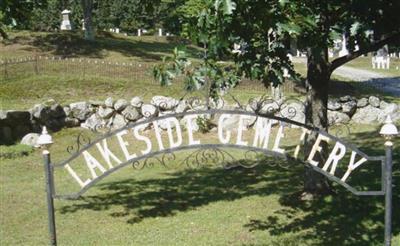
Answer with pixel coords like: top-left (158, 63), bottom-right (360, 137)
top-left (0, 31), bottom-right (399, 245)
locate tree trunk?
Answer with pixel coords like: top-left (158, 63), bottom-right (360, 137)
top-left (81, 0), bottom-right (95, 41)
top-left (303, 46), bottom-right (332, 197)
top-left (0, 27), bottom-right (8, 40)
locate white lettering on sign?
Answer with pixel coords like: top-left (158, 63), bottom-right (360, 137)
top-left (272, 125), bottom-right (285, 154)
top-left (153, 121), bottom-right (165, 151)
top-left (322, 141), bottom-right (346, 175)
top-left (294, 128), bottom-right (311, 158)
top-left (82, 151), bottom-right (107, 178)
top-left (116, 130), bottom-right (137, 161)
top-left (253, 118), bottom-right (272, 148)
top-left (65, 164), bottom-right (91, 187)
top-left (218, 114), bottom-right (231, 144)
top-left (96, 139), bottom-right (122, 169)
top-left (236, 115), bottom-right (251, 146)
top-left (166, 117), bottom-right (182, 148)
top-left (307, 134), bottom-right (330, 166)
top-left (341, 152), bottom-right (368, 182)
top-left (184, 115), bottom-right (200, 145)
top-left (133, 124), bottom-right (152, 155)
top-left (63, 113), bottom-right (373, 189)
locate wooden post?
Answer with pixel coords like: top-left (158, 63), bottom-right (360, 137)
top-left (4, 60), bottom-right (8, 79)
top-left (34, 55), bottom-right (39, 75)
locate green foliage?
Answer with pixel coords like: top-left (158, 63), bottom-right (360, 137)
top-left (153, 0), bottom-right (240, 100)
top-left (177, 0), bottom-right (400, 87)
top-left (196, 115), bottom-right (213, 133)
top-left (153, 48), bottom-right (240, 100)
top-left (153, 47), bottom-right (190, 86)
top-left (0, 0), bottom-right (47, 30)
top-left (0, 144), bottom-right (34, 159)
top-left (21, 0), bottom-right (187, 34)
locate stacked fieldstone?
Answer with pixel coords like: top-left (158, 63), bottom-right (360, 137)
top-left (328, 95), bottom-right (400, 125)
top-left (0, 95), bottom-right (399, 145)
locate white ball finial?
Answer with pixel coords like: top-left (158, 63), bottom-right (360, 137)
top-left (380, 115), bottom-right (398, 140)
top-left (37, 126), bottom-right (53, 148)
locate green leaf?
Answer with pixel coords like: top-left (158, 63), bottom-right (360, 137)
top-left (214, 0), bottom-right (237, 15)
top-left (278, 0), bottom-right (289, 7)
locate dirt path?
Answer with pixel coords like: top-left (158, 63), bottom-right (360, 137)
top-left (333, 66), bottom-right (400, 97)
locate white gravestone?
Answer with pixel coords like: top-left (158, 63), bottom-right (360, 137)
top-left (372, 45), bottom-right (390, 69)
top-left (137, 29), bottom-right (141, 36)
top-left (338, 34), bottom-right (349, 57)
top-left (328, 49), bottom-right (334, 58)
top-left (158, 28), bottom-right (163, 36)
top-left (283, 54), bottom-right (293, 78)
top-left (296, 50), bottom-right (306, 57)
top-left (372, 56), bottom-right (390, 69)
top-left (60, 9), bottom-right (72, 30)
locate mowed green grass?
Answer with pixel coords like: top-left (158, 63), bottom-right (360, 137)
top-left (1, 31), bottom-right (399, 110)
top-left (1, 124), bottom-right (399, 245)
top-left (0, 31), bottom-right (302, 110)
top-left (0, 31), bottom-right (202, 62)
top-left (1, 31), bottom-right (400, 245)
top-left (345, 56), bottom-right (400, 77)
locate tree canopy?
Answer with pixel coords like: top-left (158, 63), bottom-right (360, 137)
top-left (1, 0), bottom-right (184, 36)
top-left (153, 0), bottom-right (400, 194)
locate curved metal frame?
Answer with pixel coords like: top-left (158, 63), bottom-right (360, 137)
top-left (52, 109), bottom-right (385, 200)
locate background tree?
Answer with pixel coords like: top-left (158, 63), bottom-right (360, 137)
top-left (3, 0), bottom-right (188, 37)
top-left (81, 0), bottom-right (94, 40)
top-left (0, 0), bottom-right (47, 39)
top-left (155, 0), bottom-right (400, 196)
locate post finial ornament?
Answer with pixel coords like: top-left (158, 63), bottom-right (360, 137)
top-left (37, 126), bottom-right (53, 153)
top-left (380, 116), bottom-right (398, 146)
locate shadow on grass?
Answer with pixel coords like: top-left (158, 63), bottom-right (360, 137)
top-left (330, 78), bottom-right (400, 102)
top-left (244, 130), bottom-right (400, 245)
top-left (59, 130), bottom-right (399, 245)
top-left (2, 31), bottom-right (201, 61)
top-left (60, 157), bottom-right (304, 222)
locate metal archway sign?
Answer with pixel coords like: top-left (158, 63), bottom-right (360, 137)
top-left (39, 109), bottom-right (395, 246)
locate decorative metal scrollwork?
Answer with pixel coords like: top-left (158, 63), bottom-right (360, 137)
top-left (181, 148), bottom-right (236, 169)
top-left (187, 97), bottom-right (203, 109)
top-left (131, 152), bottom-right (176, 170)
top-left (248, 96), bottom-right (281, 116)
top-left (276, 98), bottom-right (305, 121)
top-left (227, 92), bottom-right (244, 110)
top-left (91, 123), bottom-right (110, 134)
top-left (66, 133), bottom-right (92, 154)
top-left (330, 123), bottom-right (351, 139)
top-left (247, 95), bottom-right (306, 123)
top-left (130, 147), bottom-right (293, 171)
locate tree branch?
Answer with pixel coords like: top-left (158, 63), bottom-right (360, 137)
top-left (330, 32), bottom-right (400, 72)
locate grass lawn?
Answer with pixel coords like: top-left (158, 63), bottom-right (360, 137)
top-left (1, 31), bottom-right (400, 245)
top-left (1, 31), bottom-right (399, 110)
top-left (0, 31), bottom-right (202, 62)
top-left (1, 124), bottom-right (399, 245)
top-left (0, 31), bottom-right (304, 110)
top-left (344, 56), bottom-right (400, 77)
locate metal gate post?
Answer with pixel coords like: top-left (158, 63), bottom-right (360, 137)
top-left (380, 116), bottom-right (398, 246)
top-left (38, 127), bottom-right (57, 246)
top-left (384, 141), bottom-right (393, 246)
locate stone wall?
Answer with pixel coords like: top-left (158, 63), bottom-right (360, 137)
top-left (1, 95), bottom-right (399, 145)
